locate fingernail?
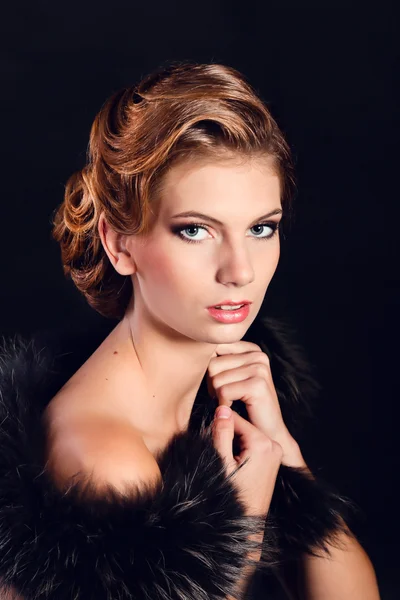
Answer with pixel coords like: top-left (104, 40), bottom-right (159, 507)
top-left (216, 406), bottom-right (232, 419)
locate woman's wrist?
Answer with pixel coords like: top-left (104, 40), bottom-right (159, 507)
top-left (274, 431), bottom-right (308, 469)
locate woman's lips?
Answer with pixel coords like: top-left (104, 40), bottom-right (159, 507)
top-left (206, 304), bottom-right (250, 323)
top-left (207, 300), bottom-right (251, 308)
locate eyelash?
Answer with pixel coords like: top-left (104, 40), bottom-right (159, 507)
top-left (171, 221), bottom-right (280, 244)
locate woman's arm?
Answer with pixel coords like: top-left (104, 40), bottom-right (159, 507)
top-left (226, 532), bottom-right (264, 600)
top-left (281, 443), bottom-right (381, 600)
top-left (297, 522), bottom-right (380, 600)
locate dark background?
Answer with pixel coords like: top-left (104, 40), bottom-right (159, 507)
top-left (1, 1), bottom-right (398, 597)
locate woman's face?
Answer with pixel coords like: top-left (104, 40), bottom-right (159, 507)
top-left (127, 155), bottom-right (282, 344)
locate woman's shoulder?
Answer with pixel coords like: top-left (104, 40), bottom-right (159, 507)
top-left (0, 319), bottom-right (164, 496)
top-left (40, 338), bottom-right (165, 497)
top-left (44, 398), bottom-right (162, 497)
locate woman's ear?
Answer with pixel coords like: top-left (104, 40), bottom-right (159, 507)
top-left (98, 212), bottom-right (136, 275)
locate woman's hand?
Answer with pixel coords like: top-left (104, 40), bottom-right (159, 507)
top-left (207, 341), bottom-right (303, 466)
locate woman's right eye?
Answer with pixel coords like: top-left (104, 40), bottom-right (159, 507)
top-left (171, 224), bottom-right (209, 244)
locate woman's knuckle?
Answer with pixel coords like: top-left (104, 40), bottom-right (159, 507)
top-left (258, 436), bottom-right (274, 453)
top-left (252, 363), bottom-right (267, 377)
top-left (258, 352), bottom-right (270, 365)
top-left (272, 440), bottom-right (284, 456)
top-left (251, 376), bottom-right (266, 393)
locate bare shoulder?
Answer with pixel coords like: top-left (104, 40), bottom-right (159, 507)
top-left (45, 411), bottom-right (162, 497)
top-left (42, 325), bottom-right (163, 497)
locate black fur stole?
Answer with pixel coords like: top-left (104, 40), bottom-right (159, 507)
top-left (0, 315), bottom-right (358, 599)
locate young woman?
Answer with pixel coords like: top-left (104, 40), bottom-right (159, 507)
top-left (0, 62), bottom-right (380, 599)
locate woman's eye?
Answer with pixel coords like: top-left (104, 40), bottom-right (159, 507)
top-left (171, 222), bottom-right (280, 244)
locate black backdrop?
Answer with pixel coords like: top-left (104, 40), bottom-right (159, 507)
top-left (1, 2), bottom-right (398, 597)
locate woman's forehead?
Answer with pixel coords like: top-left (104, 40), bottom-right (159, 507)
top-left (157, 157), bottom-right (279, 205)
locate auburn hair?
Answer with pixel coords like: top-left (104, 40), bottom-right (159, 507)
top-left (52, 61), bottom-right (296, 320)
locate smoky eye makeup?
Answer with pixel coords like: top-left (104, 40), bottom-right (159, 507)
top-left (170, 220), bottom-right (280, 244)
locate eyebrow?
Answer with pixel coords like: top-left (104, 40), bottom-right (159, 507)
top-left (170, 208), bottom-right (283, 226)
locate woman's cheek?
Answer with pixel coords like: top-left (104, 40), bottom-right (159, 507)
top-left (144, 247), bottom-right (190, 292)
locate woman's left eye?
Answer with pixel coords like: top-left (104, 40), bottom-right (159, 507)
top-left (171, 222), bottom-right (280, 244)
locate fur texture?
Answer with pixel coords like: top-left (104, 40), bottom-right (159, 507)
top-left (0, 315), bottom-right (358, 599)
